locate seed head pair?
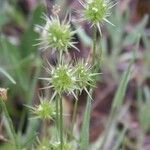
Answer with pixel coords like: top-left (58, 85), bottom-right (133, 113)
top-left (40, 62), bottom-right (98, 100)
top-left (36, 0), bottom-right (115, 52)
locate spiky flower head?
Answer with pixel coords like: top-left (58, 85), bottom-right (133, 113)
top-left (79, 0), bottom-right (115, 34)
top-left (51, 64), bottom-right (76, 93)
top-left (29, 99), bottom-right (56, 120)
top-left (41, 64), bottom-right (77, 99)
top-left (36, 15), bottom-right (77, 53)
top-left (74, 61), bottom-right (99, 98)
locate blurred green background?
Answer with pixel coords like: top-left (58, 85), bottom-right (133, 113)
top-left (0, 0), bottom-right (150, 149)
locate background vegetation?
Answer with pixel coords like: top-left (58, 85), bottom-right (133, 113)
top-left (0, 0), bottom-right (150, 149)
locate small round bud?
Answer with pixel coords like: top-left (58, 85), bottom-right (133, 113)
top-left (74, 61), bottom-right (99, 99)
top-left (29, 99), bottom-right (55, 120)
top-left (84, 0), bottom-right (108, 25)
top-left (75, 63), bottom-right (91, 89)
top-left (36, 16), bottom-right (77, 53)
top-left (51, 64), bottom-right (76, 94)
top-left (79, 0), bottom-right (116, 35)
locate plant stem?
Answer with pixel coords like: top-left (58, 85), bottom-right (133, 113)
top-left (92, 26), bottom-right (97, 66)
top-left (71, 99), bottom-right (78, 135)
top-left (56, 96), bottom-right (59, 137)
top-left (43, 119), bottom-right (47, 138)
top-left (59, 95), bottom-right (63, 150)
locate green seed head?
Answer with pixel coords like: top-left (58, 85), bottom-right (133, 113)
top-left (51, 64), bottom-right (76, 94)
top-left (37, 16), bottom-right (76, 53)
top-left (75, 63), bottom-right (91, 89)
top-left (83, 0), bottom-right (108, 25)
top-left (46, 18), bottom-right (73, 51)
top-left (31, 100), bottom-right (55, 120)
top-left (74, 61), bottom-right (99, 98)
top-left (79, 0), bottom-right (115, 35)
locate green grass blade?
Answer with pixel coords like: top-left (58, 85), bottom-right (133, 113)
top-left (0, 68), bottom-right (16, 84)
top-left (80, 90), bottom-right (92, 150)
top-left (113, 127), bottom-right (127, 150)
top-left (100, 61), bottom-right (133, 149)
top-left (111, 61), bottom-right (132, 112)
top-left (111, 34), bottom-right (140, 112)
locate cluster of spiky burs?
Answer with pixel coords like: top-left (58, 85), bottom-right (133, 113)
top-left (32, 0), bottom-right (114, 149)
top-left (41, 62), bottom-right (97, 100)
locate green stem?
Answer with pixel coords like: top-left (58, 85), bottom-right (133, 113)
top-left (92, 26), bottom-right (97, 66)
top-left (43, 119), bottom-right (47, 138)
top-left (0, 98), bottom-right (19, 150)
top-left (56, 96), bottom-right (59, 137)
top-left (71, 99), bottom-right (78, 136)
top-left (59, 95), bottom-right (63, 150)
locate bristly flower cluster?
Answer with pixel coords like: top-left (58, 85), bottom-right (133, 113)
top-left (29, 98), bottom-right (56, 120)
top-left (74, 61), bottom-right (98, 99)
top-left (50, 64), bottom-right (77, 95)
top-left (79, 0), bottom-right (116, 34)
top-left (40, 61), bottom-right (98, 100)
top-left (40, 63), bottom-right (77, 99)
top-left (36, 15), bottom-right (77, 53)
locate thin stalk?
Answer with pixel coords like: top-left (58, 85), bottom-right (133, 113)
top-left (92, 26), bottom-right (97, 66)
top-left (0, 98), bottom-right (19, 150)
top-left (59, 95), bottom-right (63, 150)
top-left (71, 99), bottom-right (78, 135)
top-left (43, 119), bottom-right (47, 138)
top-left (55, 96), bottom-right (59, 137)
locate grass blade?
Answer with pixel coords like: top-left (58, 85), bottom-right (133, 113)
top-left (100, 61), bottom-right (133, 149)
top-left (0, 68), bottom-right (16, 84)
top-left (111, 61), bottom-right (132, 112)
top-left (113, 127), bottom-right (127, 150)
top-left (80, 90), bottom-right (92, 150)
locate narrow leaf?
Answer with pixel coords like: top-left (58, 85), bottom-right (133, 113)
top-left (111, 61), bottom-right (132, 112)
top-left (80, 90), bottom-right (92, 150)
top-left (0, 68), bottom-right (16, 84)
